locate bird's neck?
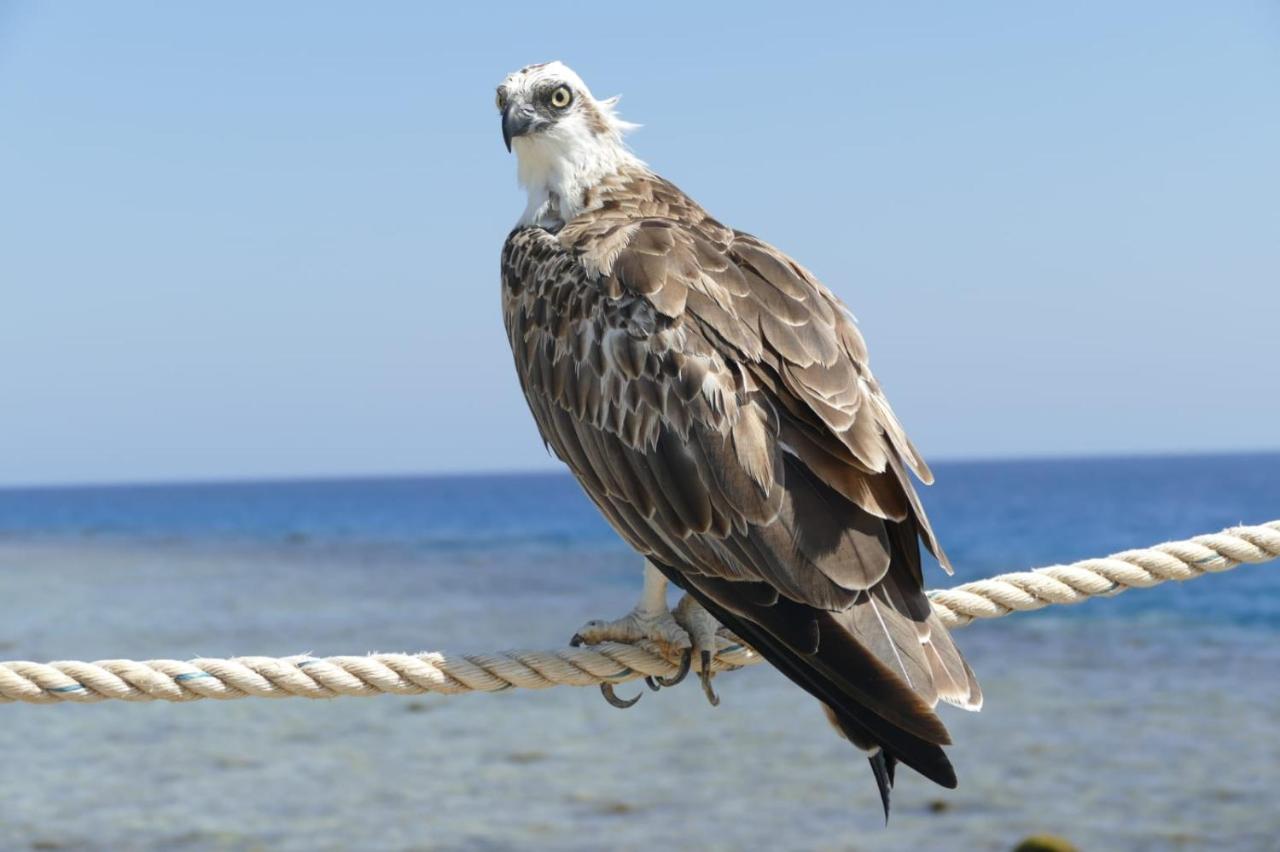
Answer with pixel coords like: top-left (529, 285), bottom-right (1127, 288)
top-left (515, 137), bottom-right (641, 229)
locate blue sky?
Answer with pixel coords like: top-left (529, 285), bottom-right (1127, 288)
top-left (1, 2), bottom-right (1277, 486)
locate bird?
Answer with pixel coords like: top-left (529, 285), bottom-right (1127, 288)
top-left (496, 61), bottom-right (981, 818)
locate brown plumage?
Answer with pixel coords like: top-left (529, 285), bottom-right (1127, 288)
top-left (500, 162), bottom-right (981, 813)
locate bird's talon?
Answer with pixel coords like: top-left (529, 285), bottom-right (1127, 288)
top-left (600, 683), bottom-right (641, 709)
top-left (698, 650), bottom-right (720, 706)
top-left (654, 648), bottom-right (692, 687)
top-left (701, 673), bottom-right (720, 706)
top-left (572, 574), bottom-right (721, 708)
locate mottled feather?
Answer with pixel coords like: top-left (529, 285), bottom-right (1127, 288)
top-left (501, 163), bottom-right (979, 796)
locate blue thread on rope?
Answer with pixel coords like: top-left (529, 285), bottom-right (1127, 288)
top-left (174, 672), bottom-right (214, 682)
top-left (50, 683), bottom-right (86, 693)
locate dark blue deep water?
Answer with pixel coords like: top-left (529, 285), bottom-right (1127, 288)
top-left (0, 453), bottom-right (1276, 850)
top-left (2, 453), bottom-right (1276, 625)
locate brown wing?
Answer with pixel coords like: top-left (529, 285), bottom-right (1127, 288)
top-left (501, 180), bottom-right (979, 791)
top-left (603, 214), bottom-right (981, 702)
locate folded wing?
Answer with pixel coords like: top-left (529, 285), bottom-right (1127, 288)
top-left (501, 175), bottom-right (980, 799)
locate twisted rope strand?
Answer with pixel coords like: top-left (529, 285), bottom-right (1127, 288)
top-left (926, 520), bottom-right (1280, 627)
top-left (2, 520), bottom-right (1276, 705)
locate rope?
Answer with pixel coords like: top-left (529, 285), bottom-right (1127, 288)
top-left (928, 519), bottom-right (1280, 627)
top-left (2, 520), bottom-right (1276, 705)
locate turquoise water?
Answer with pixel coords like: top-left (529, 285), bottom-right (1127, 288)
top-left (0, 454), bottom-right (1277, 850)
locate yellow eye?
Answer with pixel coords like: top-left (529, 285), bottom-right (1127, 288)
top-left (495, 89), bottom-right (507, 112)
top-left (549, 85), bottom-right (572, 109)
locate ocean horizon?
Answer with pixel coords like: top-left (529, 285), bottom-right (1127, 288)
top-left (6, 446), bottom-right (1276, 489)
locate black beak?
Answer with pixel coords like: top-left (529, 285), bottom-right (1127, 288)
top-left (502, 103), bottom-right (535, 152)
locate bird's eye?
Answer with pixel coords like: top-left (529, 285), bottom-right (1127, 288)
top-left (496, 89), bottom-right (507, 112)
top-left (548, 86), bottom-right (573, 109)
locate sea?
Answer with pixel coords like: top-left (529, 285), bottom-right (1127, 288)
top-left (0, 453), bottom-right (1276, 851)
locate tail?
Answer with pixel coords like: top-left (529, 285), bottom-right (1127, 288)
top-left (821, 700), bottom-right (949, 822)
top-left (868, 749), bottom-right (897, 823)
top-left (650, 520), bottom-right (978, 820)
top-left (662, 567), bottom-right (960, 792)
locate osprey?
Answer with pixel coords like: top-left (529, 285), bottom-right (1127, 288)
top-left (496, 61), bottom-right (981, 817)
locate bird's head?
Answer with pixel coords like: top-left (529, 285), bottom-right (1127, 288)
top-left (496, 61), bottom-right (639, 226)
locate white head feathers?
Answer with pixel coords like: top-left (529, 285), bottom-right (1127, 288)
top-left (496, 61), bottom-right (641, 228)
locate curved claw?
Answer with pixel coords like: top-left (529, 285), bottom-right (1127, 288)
top-left (569, 633), bottom-right (585, 647)
top-left (600, 682), bottom-right (642, 709)
top-left (643, 676), bottom-right (662, 691)
top-left (698, 650), bottom-right (720, 707)
top-left (653, 648), bottom-right (692, 687)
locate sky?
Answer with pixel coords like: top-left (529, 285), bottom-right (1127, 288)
top-left (1, 2), bottom-right (1277, 486)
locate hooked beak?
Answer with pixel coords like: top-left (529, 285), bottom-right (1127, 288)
top-left (502, 103), bottom-right (536, 152)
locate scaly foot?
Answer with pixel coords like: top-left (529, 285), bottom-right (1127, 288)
top-left (570, 605), bottom-right (693, 704)
top-left (569, 560), bottom-right (726, 709)
top-left (673, 594), bottom-right (722, 707)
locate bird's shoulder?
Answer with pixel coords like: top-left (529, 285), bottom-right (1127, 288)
top-left (565, 173), bottom-right (931, 478)
top-left (500, 225), bottom-right (743, 464)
